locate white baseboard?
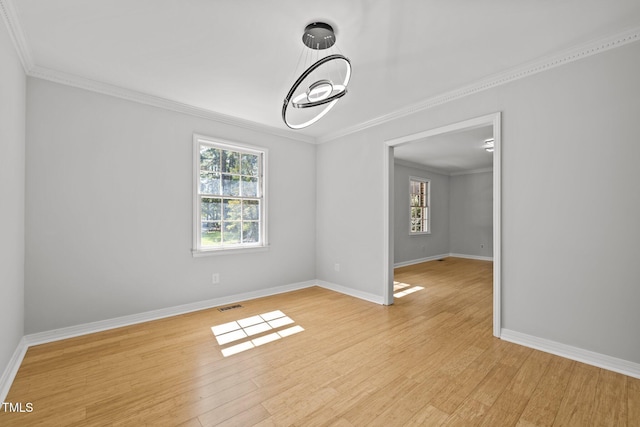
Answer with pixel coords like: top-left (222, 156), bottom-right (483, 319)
top-left (3, 279), bottom-right (382, 398)
top-left (24, 280), bottom-right (317, 346)
top-left (316, 280), bottom-right (385, 305)
top-left (394, 253), bottom-right (493, 268)
top-left (501, 329), bottom-right (640, 379)
top-left (0, 337), bottom-right (29, 402)
top-left (448, 253), bottom-right (494, 262)
top-left (394, 254), bottom-right (450, 268)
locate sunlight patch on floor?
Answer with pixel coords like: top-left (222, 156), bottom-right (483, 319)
top-left (211, 310), bottom-right (304, 357)
top-left (394, 282), bottom-right (425, 298)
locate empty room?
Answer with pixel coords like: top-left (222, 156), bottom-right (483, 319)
top-left (1, 1), bottom-right (640, 425)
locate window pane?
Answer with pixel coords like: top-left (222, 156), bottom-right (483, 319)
top-left (411, 207), bottom-right (422, 219)
top-left (223, 199), bottom-right (242, 221)
top-left (200, 147), bottom-right (220, 172)
top-left (223, 222), bottom-right (241, 244)
top-left (201, 198), bottom-right (221, 221)
top-left (241, 154), bottom-right (259, 176)
top-left (410, 194), bottom-right (420, 207)
top-left (222, 174), bottom-right (240, 196)
top-left (222, 150), bottom-right (240, 174)
top-left (242, 222), bottom-right (259, 243)
top-left (241, 176), bottom-right (258, 197)
top-left (196, 139), bottom-right (266, 252)
top-left (243, 200), bottom-right (259, 220)
top-left (200, 171), bottom-right (220, 194)
top-left (201, 221), bottom-right (221, 246)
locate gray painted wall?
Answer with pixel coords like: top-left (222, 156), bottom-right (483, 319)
top-left (0, 21), bottom-right (26, 378)
top-left (317, 41), bottom-right (640, 364)
top-left (25, 79), bottom-right (317, 334)
top-left (393, 162), bottom-right (449, 264)
top-left (449, 171), bottom-right (493, 258)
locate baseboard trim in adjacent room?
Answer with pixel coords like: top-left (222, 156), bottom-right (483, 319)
top-left (394, 254), bottom-right (450, 268)
top-left (24, 280), bottom-right (317, 347)
top-left (448, 253), bottom-right (494, 262)
top-left (0, 337), bottom-right (29, 402)
top-left (501, 329), bottom-right (640, 379)
top-left (394, 253), bottom-right (493, 268)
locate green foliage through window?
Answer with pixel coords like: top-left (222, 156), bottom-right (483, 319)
top-left (410, 178), bottom-right (430, 233)
top-left (197, 139), bottom-right (265, 249)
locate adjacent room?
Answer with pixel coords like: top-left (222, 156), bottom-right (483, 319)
top-left (1, 1), bottom-right (640, 425)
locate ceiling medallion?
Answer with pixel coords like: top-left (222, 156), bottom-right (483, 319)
top-left (282, 22), bottom-right (352, 129)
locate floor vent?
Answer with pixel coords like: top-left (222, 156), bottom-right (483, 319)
top-left (438, 259), bottom-right (445, 262)
top-left (218, 304), bottom-right (243, 312)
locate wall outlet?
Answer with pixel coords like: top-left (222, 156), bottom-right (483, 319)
top-left (481, 244), bottom-right (484, 248)
top-left (334, 263), bottom-right (340, 272)
top-left (212, 273), bottom-right (220, 285)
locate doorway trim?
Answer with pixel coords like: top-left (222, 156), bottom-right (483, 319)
top-left (382, 112), bottom-right (502, 337)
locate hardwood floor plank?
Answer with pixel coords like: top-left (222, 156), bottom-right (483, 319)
top-left (210, 404), bottom-right (271, 427)
top-left (1, 258), bottom-right (636, 426)
top-left (553, 364), bottom-right (599, 426)
top-left (629, 377), bottom-right (640, 426)
top-left (340, 375), bottom-right (421, 426)
top-left (590, 369), bottom-right (627, 426)
top-left (517, 356), bottom-right (574, 427)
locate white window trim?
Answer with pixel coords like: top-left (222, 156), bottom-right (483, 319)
top-left (409, 176), bottom-right (431, 235)
top-left (192, 134), bottom-right (268, 256)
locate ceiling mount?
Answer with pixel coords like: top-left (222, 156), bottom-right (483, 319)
top-left (302, 22), bottom-right (336, 50)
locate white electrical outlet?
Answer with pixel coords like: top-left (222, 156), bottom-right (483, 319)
top-left (212, 273), bottom-right (220, 285)
top-left (334, 263), bottom-right (340, 272)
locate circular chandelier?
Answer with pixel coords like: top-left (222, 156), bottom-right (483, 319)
top-left (282, 22), bottom-right (352, 129)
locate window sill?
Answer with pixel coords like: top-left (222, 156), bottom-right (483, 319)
top-left (192, 245), bottom-right (269, 257)
top-left (409, 231), bottom-right (431, 236)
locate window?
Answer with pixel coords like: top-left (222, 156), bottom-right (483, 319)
top-left (409, 177), bottom-right (430, 234)
top-left (193, 135), bottom-right (267, 254)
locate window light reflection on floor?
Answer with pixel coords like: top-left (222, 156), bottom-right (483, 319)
top-left (393, 281), bottom-right (425, 298)
top-left (212, 310), bottom-right (304, 357)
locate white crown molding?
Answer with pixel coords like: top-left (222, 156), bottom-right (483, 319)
top-left (394, 158), bottom-right (451, 176)
top-left (0, 0), bottom-right (315, 144)
top-left (501, 329), bottom-right (640, 379)
top-left (2, 0), bottom-right (639, 146)
top-left (28, 66), bottom-right (316, 145)
top-left (394, 158), bottom-right (493, 177)
top-left (450, 167), bottom-right (493, 177)
top-left (318, 26), bottom-right (640, 144)
top-left (0, 0), bottom-right (34, 71)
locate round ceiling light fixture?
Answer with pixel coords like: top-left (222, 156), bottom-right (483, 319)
top-left (282, 22), bottom-right (352, 129)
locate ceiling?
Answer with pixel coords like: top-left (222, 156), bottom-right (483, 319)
top-left (7, 0), bottom-right (640, 141)
top-left (394, 126), bottom-right (493, 175)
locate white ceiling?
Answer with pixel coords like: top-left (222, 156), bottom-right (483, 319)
top-left (8, 0), bottom-right (640, 141)
top-left (394, 126), bottom-right (494, 175)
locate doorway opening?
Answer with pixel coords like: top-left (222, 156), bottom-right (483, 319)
top-left (383, 112), bottom-right (502, 337)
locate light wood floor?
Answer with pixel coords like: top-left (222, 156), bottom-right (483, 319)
top-left (2, 257), bottom-right (638, 426)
